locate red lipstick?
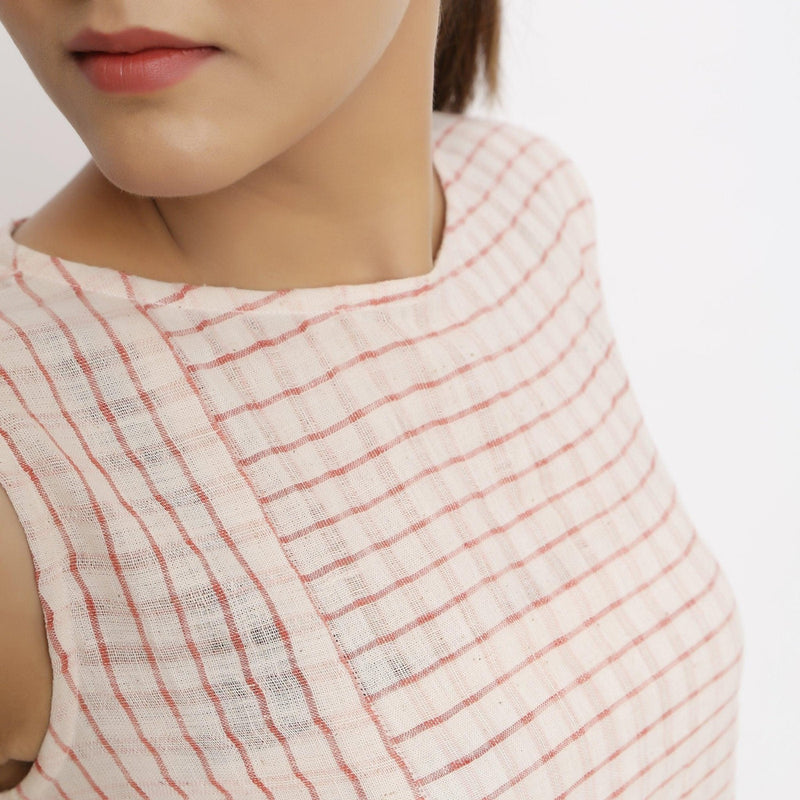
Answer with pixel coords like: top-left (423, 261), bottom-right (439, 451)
top-left (66, 26), bottom-right (215, 54)
top-left (67, 26), bottom-right (221, 94)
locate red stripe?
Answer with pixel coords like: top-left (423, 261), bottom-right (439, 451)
top-left (642, 710), bottom-right (738, 800)
top-left (0, 425), bottom-right (171, 798)
top-left (677, 743), bottom-right (736, 799)
top-left (104, 121), bottom-right (559, 800)
top-left (25, 760), bottom-right (69, 800)
top-left (295, 301), bottom-right (610, 584)
top-left (709, 778), bottom-right (733, 800)
top-left (362, 427), bottom-right (649, 706)
top-left (48, 724), bottom-right (109, 800)
top-left (9, 278), bottom-right (283, 799)
top-left (340, 374), bottom-right (635, 661)
top-left (237, 243), bottom-right (596, 478)
top-left (0, 323), bottom-right (235, 799)
top-left (419, 574), bottom-right (732, 784)
top-left (16, 779), bottom-right (33, 800)
top-left (252, 203), bottom-right (593, 519)
top-left (389, 483), bottom-right (683, 743)
top-left (0, 471), bottom-right (105, 799)
top-left (476, 619), bottom-right (742, 800)
top-left (308, 345), bottom-right (623, 621)
top-left (707, 776), bottom-right (734, 800)
top-left (121, 275), bottom-right (406, 800)
top-left (11, 112), bottom-right (534, 800)
top-left (184, 155), bottom-right (583, 372)
top-left (1, 301), bottom-right (268, 798)
top-left (0, 107), bottom-right (737, 800)
top-left (13, 561), bottom-right (149, 798)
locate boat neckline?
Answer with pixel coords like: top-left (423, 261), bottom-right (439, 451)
top-left (1, 112), bottom-right (468, 315)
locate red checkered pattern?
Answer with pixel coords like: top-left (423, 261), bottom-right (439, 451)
top-left (0, 110), bottom-right (744, 799)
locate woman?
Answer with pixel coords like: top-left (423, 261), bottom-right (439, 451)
top-left (0, 1), bottom-right (744, 797)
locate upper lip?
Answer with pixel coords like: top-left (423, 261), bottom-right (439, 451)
top-left (66, 26), bottom-right (215, 54)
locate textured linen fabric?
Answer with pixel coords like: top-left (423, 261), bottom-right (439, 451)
top-left (0, 109), bottom-right (744, 800)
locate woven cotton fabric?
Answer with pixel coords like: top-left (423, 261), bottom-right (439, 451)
top-left (0, 110), bottom-right (744, 800)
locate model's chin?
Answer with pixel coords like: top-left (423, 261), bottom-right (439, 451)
top-left (83, 145), bottom-right (246, 201)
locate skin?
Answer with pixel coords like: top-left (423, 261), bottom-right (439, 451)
top-left (0, 0), bottom-right (446, 786)
top-left (0, 0), bottom-right (446, 291)
top-left (0, 485), bottom-right (50, 786)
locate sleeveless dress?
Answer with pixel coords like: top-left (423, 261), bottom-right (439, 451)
top-left (0, 109), bottom-right (744, 799)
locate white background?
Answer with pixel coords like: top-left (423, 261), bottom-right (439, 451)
top-left (1, 1), bottom-right (798, 796)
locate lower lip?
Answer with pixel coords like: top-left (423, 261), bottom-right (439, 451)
top-left (72, 47), bottom-right (220, 93)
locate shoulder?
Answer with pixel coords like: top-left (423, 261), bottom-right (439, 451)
top-left (435, 111), bottom-right (608, 303)
top-left (435, 111), bottom-right (598, 240)
top-left (436, 111), bottom-right (595, 194)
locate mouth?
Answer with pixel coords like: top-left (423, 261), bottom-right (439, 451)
top-left (64, 25), bottom-right (223, 93)
top-left (69, 46), bottom-right (222, 94)
top-left (66, 25), bottom-right (218, 55)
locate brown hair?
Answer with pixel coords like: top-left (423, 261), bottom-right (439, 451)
top-left (434, 0), bottom-right (503, 113)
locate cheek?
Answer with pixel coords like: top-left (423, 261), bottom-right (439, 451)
top-left (0, 3), bottom-right (38, 59)
top-left (0, 3), bottom-right (69, 94)
top-left (237, 0), bottom-right (410, 104)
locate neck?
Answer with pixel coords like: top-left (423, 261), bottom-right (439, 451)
top-left (109, 3), bottom-right (447, 292)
